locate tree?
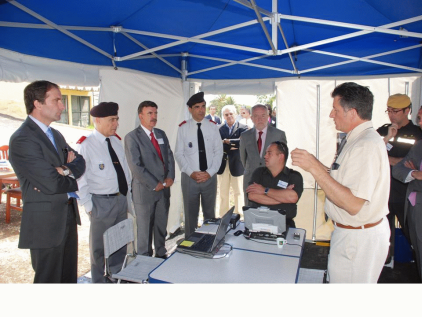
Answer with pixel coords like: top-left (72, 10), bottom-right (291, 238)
top-left (256, 94), bottom-right (276, 107)
top-left (209, 94), bottom-right (237, 115)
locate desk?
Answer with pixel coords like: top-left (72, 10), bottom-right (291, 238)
top-left (149, 224), bottom-right (306, 283)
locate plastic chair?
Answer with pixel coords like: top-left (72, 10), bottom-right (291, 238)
top-left (0, 145), bottom-right (9, 160)
top-left (103, 218), bottom-right (164, 283)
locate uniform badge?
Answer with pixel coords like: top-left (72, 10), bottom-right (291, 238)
top-left (99, 163), bottom-right (105, 170)
top-left (188, 142), bottom-right (192, 148)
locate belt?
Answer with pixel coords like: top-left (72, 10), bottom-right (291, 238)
top-left (93, 193), bottom-right (120, 197)
top-left (66, 198), bottom-right (74, 205)
top-left (333, 218), bottom-right (383, 230)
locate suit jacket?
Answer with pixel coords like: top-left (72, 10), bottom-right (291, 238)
top-left (239, 124), bottom-right (287, 188)
top-left (9, 117), bottom-right (85, 249)
top-left (217, 122), bottom-right (248, 176)
top-left (392, 140), bottom-right (422, 222)
top-left (124, 126), bottom-right (175, 204)
top-left (205, 114), bottom-right (221, 125)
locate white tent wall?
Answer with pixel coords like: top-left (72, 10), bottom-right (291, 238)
top-left (276, 75), bottom-right (422, 240)
top-left (0, 48), bottom-right (100, 87)
top-left (98, 68), bottom-right (185, 235)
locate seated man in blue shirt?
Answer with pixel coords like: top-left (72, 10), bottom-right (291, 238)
top-left (246, 141), bottom-right (303, 228)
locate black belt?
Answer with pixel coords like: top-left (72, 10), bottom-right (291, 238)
top-left (93, 193), bottom-right (120, 197)
top-left (66, 198), bottom-right (74, 205)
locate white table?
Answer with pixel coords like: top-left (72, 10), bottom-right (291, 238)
top-left (149, 224), bottom-right (306, 283)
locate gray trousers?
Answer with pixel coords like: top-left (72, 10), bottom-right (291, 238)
top-left (181, 173), bottom-right (217, 237)
top-left (408, 203), bottom-right (422, 279)
top-left (90, 194), bottom-right (127, 283)
top-left (134, 194), bottom-right (169, 257)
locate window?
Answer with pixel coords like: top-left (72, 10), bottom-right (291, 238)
top-left (57, 95), bottom-right (69, 124)
top-left (71, 96), bottom-right (90, 127)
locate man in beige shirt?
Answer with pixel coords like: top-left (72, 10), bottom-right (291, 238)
top-left (291, 82), bottom-right (390, 283)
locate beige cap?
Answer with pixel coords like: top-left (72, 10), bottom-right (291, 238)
top-left (387, 94), bottom-right (411, 109)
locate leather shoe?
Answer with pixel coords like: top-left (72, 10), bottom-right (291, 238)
top-left (155, 253), bottom-right (171, 259)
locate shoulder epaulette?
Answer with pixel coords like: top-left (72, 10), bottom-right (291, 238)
top-left (209, 119), bottom-right (217, 124)
top-left (179, 120), bottom-right (187, 127)
top-left (114, 133), bottom-right (121, 140)
top-left (76, 136), bottom-right (87, 144)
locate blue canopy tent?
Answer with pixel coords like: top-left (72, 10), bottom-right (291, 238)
top-left (1, 0), bottom-right (421, 82)
top-left (1, 0), bottom-right (422, 240)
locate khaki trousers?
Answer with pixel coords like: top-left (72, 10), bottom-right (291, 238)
top-left (217, 160), bottom-right (244, 216)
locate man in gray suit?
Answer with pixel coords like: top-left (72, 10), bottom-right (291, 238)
top-left (393, 113), bottom-right (422, 279)
top-left (125, 101), bottom-right (175, 259)
top-left (9, 80), bottom-right (86, 283)
top-left (240, 104), bottom-right (287, 204)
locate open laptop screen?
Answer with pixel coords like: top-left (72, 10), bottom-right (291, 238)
top-left (243, 207), bottom-right (286, 235)
top-left (211, 206), bottom-right (234, 250)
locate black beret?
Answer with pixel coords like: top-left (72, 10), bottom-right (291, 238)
top-left (187, 92), bottom-right (205, 107)
top-left (90, 102), bottom-right (119, 117)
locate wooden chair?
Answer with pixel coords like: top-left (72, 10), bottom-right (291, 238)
top-left (0, 145), bottom-right (9, 160)
top-left (1, 176), bottom-right (19, 194)
top-left (5, 187), bottom-right (22, 223)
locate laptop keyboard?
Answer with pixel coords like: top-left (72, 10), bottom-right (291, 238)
top-left (191, 234), bottom-right (215, 252)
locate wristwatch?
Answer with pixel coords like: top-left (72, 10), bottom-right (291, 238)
top-left (264, 188), bottom-right (269, 195)
top-left (61, 165), bottom-right (70, 176)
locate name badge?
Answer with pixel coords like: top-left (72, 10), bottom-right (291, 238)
top-left (386, 143), bottom-right (393, 151)
top-left (277, 180), bottom-right (288, 188)
top-left (157, 138), bottom-right (164, 144)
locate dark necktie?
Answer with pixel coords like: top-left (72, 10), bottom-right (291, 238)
top-left (105, 138), bottom-right (128, 196)
top-left (335, 136), bottom-right (347, 161)
top-left (257, 131), bottom-right (263, 154)
top-left (197, 123), bottom-right (208, 171)
top-left (150, 132), bottom-right (164, 163)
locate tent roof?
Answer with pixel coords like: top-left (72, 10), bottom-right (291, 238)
top-left (1, 0), bottom-right (422, 81)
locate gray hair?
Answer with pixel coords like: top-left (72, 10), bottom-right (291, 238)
top-left (222, 104), bottom-right (237, 115)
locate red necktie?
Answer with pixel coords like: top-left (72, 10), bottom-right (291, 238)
top-left (257, 131), bottom-right (263, 154)
top-left (150, 132), bottom-right (164, 163)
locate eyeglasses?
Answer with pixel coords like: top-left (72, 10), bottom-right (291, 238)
top-left (385, 108), bottom-right (406, 114)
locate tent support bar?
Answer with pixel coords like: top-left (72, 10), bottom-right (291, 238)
top-left (234, 0), bottom-right (271, 17)
top-left (313, 85), bottom-right (321, 242)
top-left (7, 0), bottom-right (112, 59)
top-left (120, 18), bottom-right (270, 60)
top-left (187, 54), bottom-right (293, 76)
top-left (301, 44), bottom-right (422, 74)
top-left (278, 17), bottom-right (422, 56)
top-left (250, 0), bottom-right (277, 55)
top-left (278, 23), bottom-right (299, 76)
top-left (122, 32), bottom-right (182, 74)
top-left (277, 13), bottom-right (422, 39)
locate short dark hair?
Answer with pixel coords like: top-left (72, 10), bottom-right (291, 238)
top-left (138, 100), bottom-right (158, 114)
top-left (272, 141), bottom-right (289, 163)
top-left (331, 82), bottom-right (373, 120)
top-left (24, 80), bottom-right (59, 115)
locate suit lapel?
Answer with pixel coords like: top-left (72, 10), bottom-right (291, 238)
top-left (27, 118), bottom-right (61, 162)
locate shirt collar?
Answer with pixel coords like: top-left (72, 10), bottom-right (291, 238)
top-left (93, 128), bottom-right (108, 143)
top-left (346, 121), bottom-right (373, 143)
top-left (29, 115), bottom-right (49, 133)
top-left (256, 125), bottom-right (268, 135)
top-left (140, 124), bottom-right (154, 136)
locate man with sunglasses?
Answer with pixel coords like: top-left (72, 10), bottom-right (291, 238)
top-left (377, 94), bottom-right (422, 265)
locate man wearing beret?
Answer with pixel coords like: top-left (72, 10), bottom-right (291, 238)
top-left (377, 94), bottom-right (422, 265)
top-left (175, 92), bottom-right (223, 237)
top-left (9, 80), bottom-right (86, 283)
top-left (75, 102), bottom-right (131, 283)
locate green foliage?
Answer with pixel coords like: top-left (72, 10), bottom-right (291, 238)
top-left (209, 94), bottom-right (239, 115)
top-left (256, 94), bottom-right (276, 107)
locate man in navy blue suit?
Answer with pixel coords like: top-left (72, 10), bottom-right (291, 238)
top-left (217, 105), bottom-right (247, 216)
top-left (205, 105), bottom-right (221, 124)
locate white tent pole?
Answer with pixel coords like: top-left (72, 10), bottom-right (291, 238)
top-left (121, 32), bottom-right (182, 74)
top-left (313, 85), bottom-right (321, 242)
top-left (7, 0), bottom-right (112, 59)
top-left (250, 0), bottom-right (277, 54)
top-left (278, 23), bottom-right (299, 75)
top-left (271, 0), bottom-right (278, 52)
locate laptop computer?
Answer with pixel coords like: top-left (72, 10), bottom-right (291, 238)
top-left (177, 206), bottom-right (235, 258)
top-left (243, 206), bottom-right (287, 239)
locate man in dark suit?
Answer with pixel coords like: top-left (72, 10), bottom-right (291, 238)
top-left (9, 80), bottom-right (86, 283)
top-left (125, 101), bottom-right (175, 258)
top-left (205, 105), bottom-right (221, 124)
top-left (393, 113), bottom-right (422, 280)
top-left (217, 105), bottom-right (248, 216)
top-left (240, 104), bottom-right (287, 205)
